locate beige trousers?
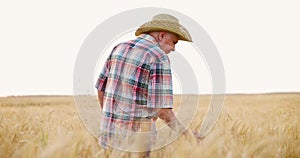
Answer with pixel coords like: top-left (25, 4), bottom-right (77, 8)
top-left (104, 121), bottom-right (153, 158)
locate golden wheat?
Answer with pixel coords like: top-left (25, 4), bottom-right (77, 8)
top-left (0, 94), bottom-right (299, 158)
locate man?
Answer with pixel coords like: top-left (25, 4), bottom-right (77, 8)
top-left (96, 13), bottom-right (199, 157)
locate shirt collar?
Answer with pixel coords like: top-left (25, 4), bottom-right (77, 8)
top-left (137, 34), bottom-right (158, 44)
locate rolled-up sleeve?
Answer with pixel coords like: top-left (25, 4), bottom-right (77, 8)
top-left (147, 60), bottom-right (173, 109)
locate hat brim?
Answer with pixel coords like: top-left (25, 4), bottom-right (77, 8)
top-left (135, 20), bottom-right (192, 42)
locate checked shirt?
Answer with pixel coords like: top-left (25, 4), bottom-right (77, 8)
top-left (95, 34), bottom-right (174, 149)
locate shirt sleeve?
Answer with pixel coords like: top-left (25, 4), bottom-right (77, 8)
top-left (147, 59), bottom-right (173, 109)
top-left (95, 55), bottom-right (111, 92)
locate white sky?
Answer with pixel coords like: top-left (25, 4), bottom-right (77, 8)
top-left (0, 0), bottom-right (299, 96)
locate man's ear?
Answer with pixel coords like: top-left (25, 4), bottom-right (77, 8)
top-left (158, 32), bottom-right (166, 41)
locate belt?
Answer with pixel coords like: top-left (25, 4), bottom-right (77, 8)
top-left (104, 112), bottom-right (155, 121)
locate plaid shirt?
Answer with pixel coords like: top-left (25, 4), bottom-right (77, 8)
top-left (95, 34), bottom-right (174, 149)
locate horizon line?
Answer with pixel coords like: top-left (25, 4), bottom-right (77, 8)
top-left (1, 91), bottom-right (300, 98)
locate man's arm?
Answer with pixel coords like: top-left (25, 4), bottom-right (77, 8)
top-left (158, 108), bottom-right (187, 134)
top-left (158, 108), bottom-right (206, 141)
top-left (97, 90), bottom-right (104, 109)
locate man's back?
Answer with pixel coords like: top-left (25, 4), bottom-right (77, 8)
top-left (95, 34), bottom-right (174, 148)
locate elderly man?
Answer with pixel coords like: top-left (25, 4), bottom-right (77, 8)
top-left (96, 13), bottom-right (198, 157)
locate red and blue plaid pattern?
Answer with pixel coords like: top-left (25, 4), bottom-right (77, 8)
top-left (95, 34), bottom-right (173, 149)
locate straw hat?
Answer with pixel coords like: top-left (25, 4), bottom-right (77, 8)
top-left (135, 14), bottom-right (193, 42)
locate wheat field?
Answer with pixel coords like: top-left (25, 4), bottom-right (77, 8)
top-left (0, 93), bottom-right (299, 158)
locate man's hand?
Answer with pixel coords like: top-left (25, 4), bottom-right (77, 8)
top-left (182, 129), bottom-right (205, 143)
top-left (193, 131), bottom-right (205, 143)
top-left (157, 108), bottom-right (205, 143)
top-left (158, 108), bottom-right (186, 133)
